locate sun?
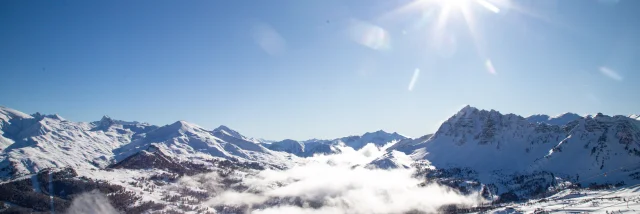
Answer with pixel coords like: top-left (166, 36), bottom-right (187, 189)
top-left (380, 0), bottom-right (506, 73)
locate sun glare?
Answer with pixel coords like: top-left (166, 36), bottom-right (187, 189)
top-left (381, 0), bottom-right (508, 74)
top-left (437, 0), bottom-right (471, 8)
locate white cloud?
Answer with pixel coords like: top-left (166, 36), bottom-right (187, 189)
top-left (485, 59), bottom-right (497, 75)
top-left (253, 206), bottom-right (343, 214)
top-left (348, 19), bottom-right (390, 50)
top-left (200, 144), bottom-right (480, 213)
top-left (65, 191), bottom-right (118, 214)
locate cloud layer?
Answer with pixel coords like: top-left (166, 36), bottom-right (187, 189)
top-left (202, 144), bottom-right (480, 213)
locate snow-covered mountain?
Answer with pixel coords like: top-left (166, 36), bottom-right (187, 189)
top-left (0, 107), bottom-right (155, 177)
top-left (419, 107), bottom-right (640, 181)
top-left (0, 106), bottom-right (408, 178)
top-left (542, 113), bottom-right (640, 183)
top-left (416, 105), bottom-right (569, 171)
top-left (112, 120), bottom-right (294, 168)
top-left (0, 106), bottom-right (296, 178)
top-left (371, 105), bottom-right (640, 199)
top-left (267, 130), bottom-right (406, 157)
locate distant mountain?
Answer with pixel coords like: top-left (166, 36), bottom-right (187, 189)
top-left (268, 139), bottom-right (340, 157)
top-left (267, 139), bottom-right (305, 155)
top-left (336, 130), bottom-right (407, 150)
top-left (268, 130), bottom-right (406, 157)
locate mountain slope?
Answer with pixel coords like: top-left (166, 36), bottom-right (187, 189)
top-left (541, 113), bottom-right (640, 183)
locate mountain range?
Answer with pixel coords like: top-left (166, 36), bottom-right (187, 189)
top-left (0, 106), bottom-right (405, 178)
top-left (1, 105), bottom-right (639, 213)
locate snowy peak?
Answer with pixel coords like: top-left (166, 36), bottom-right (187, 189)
top-left (0, 106), bottom-right (33, 122)
top-left (268, 139), bottom-right (305, 155)
top-left (169, 120), bottom-right (201, 132)
top-left (90, 115), bottom-right (157, 134)
top-left (268, 130), bottom-right (407, 157)
top-left (630, 114), bottom-right (640, 120)
top-left (31, 112), bottom-right (65, 121)
top-left (363, 130), bottom-right (405, 138)
top-left (444, 105), bottom-right (511, 127)
top-left (527, 113), bottom-right (581, 126)
top-left (212, 125), bottom-right (246, 140)
top-left (100, 115), bottom-right (115, 126)
top-left (144, 120), bottom-right (207, 141)
top-left (339, 130), bottom-right (407, 150)
top-left (268, 138), bottom-right (339, 158)
top-left (400, 106), bottom-right (640, 187)
top-left (93, 115), bottom-right (116, 131)
top-left (433, 105), bottom-right (526, 145)
top-left (459, 105), bottom-right (478, 115)
top-left (211, 125), bottom-right (269, 145)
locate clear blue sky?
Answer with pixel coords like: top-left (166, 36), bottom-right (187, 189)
top-left (1, 0), bottom-right (638, 140)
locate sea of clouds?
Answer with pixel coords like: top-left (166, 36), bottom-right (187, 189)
top-left (205, 144), bottom-right (481, 213)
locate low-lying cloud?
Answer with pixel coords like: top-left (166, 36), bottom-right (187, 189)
top-left (66, 190), bottom-right (118, 214)
top-left (198, 144), bottom-right (481, 213)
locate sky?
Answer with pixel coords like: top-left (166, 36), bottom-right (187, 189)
top-left (1, 0), bottom-right (638, 140)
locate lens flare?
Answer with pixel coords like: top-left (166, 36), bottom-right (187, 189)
top-left (599, 66), bottom-right (623, 81)
top-left (485, 59), bottom-right (497, 75)
top-left (252, 23), bottom-right (287, 56)
top-left (408, 68), bottom-right (421, 91)
top-left (348, 19), bottom-right (390, 50)
top-left (475, 0), bottom-right (500, 13)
